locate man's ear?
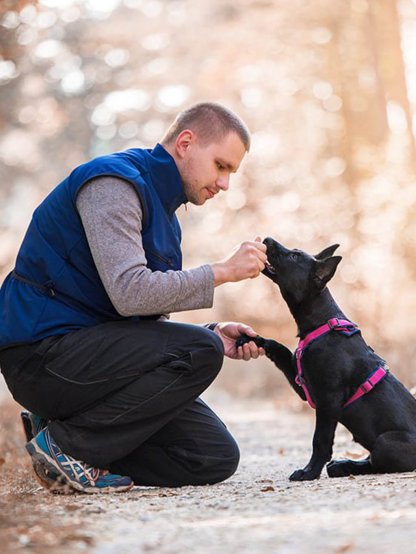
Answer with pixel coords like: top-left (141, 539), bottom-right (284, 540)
top-left (313, 256), bottom-right (342, 289)
top-left (175, 129), bottom-right (194, 158)
top-left (315, 244), bottom-right (340, 260)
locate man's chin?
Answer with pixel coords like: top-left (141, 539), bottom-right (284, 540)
top-left (185, 197), bottom-right (205, 206)
top-left (191, 194), bottom-right (208, 206)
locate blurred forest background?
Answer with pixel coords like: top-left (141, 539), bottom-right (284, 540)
top-left (1, 0), bottom-right (416, 397)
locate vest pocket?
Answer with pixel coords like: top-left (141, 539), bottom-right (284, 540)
top-left (12, 271), bottom-right (56, 297)
top-left (146, 249), bottom-right (176, 270)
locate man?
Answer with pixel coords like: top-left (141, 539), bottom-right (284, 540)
top-left (0, 102), bottom-right (267, 494)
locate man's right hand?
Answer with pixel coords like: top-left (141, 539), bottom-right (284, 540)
top-left (211, 236), bottom-right (268, 286)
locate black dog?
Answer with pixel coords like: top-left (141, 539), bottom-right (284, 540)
top-left (237, 237), bottom-right (416, 481)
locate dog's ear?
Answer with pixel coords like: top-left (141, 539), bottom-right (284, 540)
top-left (313, 256), bottom-right (342, 289)
top-left (315, 244), bottom-right (340, 260)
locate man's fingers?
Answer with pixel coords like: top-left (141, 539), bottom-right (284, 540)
top-left (237, 324), bottom-right (257, 337)
top-left (237, 339), bottom-right (264, 360)
top-left (253, 241), bottom-right (267, 253)
top-left (242, 342), bottom-right (252, 361)
top-left (250, 258), bottom-right (265, 278)
top-left (243, 240), bottom-right (267, 254)
top-left (236, 343), bottom-right (251, 360)
top-left (248, 340), bottom-right (260, 359)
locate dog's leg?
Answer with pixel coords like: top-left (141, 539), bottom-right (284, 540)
top-left (290, 407), bottom-right (340, 481)
top-left (263, 340), bottom-right (306, 401)
top-left (236, 335), bottom-right (305, 400)
top-left (236, 335), bottom-right (292, 369)
top-left (328, 431), bottom-right (416, 476)
top-left (370, 430), bottom-right (416, 473)
top-left (261, 339), bottom-right (293, 373)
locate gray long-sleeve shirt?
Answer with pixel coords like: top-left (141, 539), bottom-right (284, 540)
top-left (76, 176), bottom-right (215, 317)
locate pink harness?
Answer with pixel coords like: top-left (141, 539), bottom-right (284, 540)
top-left (295, 318), bottom-right (388, 409)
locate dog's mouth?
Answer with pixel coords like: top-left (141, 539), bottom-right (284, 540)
top-left (264, 261), bottom-right (277, 275)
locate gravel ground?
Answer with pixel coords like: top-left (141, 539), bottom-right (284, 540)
top-left (1, 387), bottom-right (416, 554)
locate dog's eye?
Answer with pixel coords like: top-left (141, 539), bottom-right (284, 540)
top-left (289, 252), bottom-right (300, 261)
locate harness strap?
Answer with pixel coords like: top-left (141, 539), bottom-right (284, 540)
top-left (297, 318), bottom-right (358, 353)
top-left (343, 366), bottom-right (388, 408)
top-left (295, 318), bottom-right (387, 410)
top-left (295, 371), bottom-right (317, 409)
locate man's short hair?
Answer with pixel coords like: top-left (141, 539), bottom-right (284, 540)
top-left (161, 102), bottom-right (251, 151)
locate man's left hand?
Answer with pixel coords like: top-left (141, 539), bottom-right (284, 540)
top-left (213, 322), bottom-right (265, 360)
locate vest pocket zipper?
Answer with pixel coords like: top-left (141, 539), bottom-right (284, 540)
top-left (146, 250), bottom-right (175, 268)
top-left (12, 270), bottom-right (56, 298)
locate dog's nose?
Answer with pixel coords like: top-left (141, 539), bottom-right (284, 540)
top-left (263, 237), bottom-right (273, 247)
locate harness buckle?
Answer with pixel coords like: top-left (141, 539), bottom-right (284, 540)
top-left (295, 375), bottom-right (303, 386)
top-left (328, 318), bottom-right (340, 329)
top-left (360, 381), bottom-right (373, 394)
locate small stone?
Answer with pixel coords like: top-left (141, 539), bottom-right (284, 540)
top-left (18, 535), bottom-right (30, 546)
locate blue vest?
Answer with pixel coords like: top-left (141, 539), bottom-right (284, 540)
top-left (0, 144), bottom-right (187, 349)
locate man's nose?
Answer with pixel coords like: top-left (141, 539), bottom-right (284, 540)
top-left (216, 174), bottom-right (230, 191)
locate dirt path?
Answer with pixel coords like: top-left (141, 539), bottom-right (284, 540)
top-left (1, 390), bottom-right (416, 554)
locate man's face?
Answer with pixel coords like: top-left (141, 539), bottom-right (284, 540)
top-left (179, 131), bottom-right (247, 206)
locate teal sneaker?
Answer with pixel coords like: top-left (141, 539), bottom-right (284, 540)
top-left (21, 411), bottom-right (48, 442)
top-left (21, 412), bottom-right (71, 492)
top-left (26, 427), bottom-right (133, 494)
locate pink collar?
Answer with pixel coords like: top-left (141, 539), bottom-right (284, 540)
top-left (295, 318), bottom-right (388, 409)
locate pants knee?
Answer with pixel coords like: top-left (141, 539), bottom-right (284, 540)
top-left (207, 437), bottom-right (240, 484)
top-left (222, 438), bottom-right (240, 480)
top-left (203, 329), bottom-right (224, 371)
top-left (184, 327), bottom-right (224, 376)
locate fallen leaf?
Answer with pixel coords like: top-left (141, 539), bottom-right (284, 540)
top-left (335, 543), bottom-right (354, 553)
top-left (344, 451), bottom-right (366, 460)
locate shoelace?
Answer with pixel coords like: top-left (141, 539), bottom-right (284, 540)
top-left (79, 464), bottom-right (113, 483)
top-left (47, 430), bottom-right (110, 486)
top-left (60, 454), bottom-right (104, 486)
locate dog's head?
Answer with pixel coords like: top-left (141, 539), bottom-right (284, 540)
top-left (262, 237), bottom-right (342, 306)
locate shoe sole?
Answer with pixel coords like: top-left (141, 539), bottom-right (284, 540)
top-left (31, 454), bottom-right (76, 495)
top-left (26, 441), bottom-right (133, 494)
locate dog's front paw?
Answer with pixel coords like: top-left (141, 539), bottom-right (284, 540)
top-left (289, 468), bottom-right (320, 481)
top-left (235, 334), bottom-right (265, 349)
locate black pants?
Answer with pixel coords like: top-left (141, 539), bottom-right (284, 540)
top-left (0, 321), bottom-right (240, 486)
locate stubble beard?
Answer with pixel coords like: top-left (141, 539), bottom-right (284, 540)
top-left (180, 162), bottom-right (205, 205)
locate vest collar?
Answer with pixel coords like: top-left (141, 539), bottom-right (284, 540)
top-left (147, 143), bottom-right (187, 216)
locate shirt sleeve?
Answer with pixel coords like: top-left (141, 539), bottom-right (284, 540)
top-left (76, 176), bottom-right (215, 317)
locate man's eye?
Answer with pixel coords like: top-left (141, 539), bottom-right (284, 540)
top-left (217, 163), bottom-right (225, 170)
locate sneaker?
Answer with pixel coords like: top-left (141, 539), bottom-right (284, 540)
top-left (21, 411), bottom-right (48, 442)
top-left (26, 427), bottom-right (133, 494)
top-left (21, 412), bottom-right (70, 493)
